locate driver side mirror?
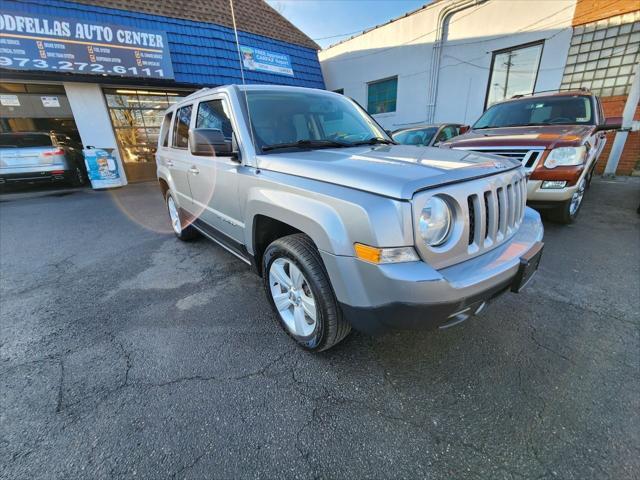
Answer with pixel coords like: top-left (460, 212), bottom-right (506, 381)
top-left (459, 125), bottom-right (471, 134)
top-left (189, 128), bottom-right (237, 158)
top-left (595, 117), bottom-right (623, 132)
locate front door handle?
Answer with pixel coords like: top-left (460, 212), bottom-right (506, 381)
top-left (189, 166), bottom-right (200, 175)
top-left (165, 159), bottom-right (174, 167)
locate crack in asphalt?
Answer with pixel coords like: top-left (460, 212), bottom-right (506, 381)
top-left (55, 359), bottom-right (65, 413)
top-left (528, 324), bottom-right (576, 365)
top-left (170, 450), bottom-right (207, 480)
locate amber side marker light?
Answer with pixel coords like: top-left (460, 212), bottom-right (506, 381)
top-left (354, 243), bottom-right (420, 264)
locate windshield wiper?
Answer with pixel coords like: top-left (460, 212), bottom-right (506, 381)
top-left (261, 139), bottom-right (352, 152)
top-left (351, 137), bottom-right (396, 146)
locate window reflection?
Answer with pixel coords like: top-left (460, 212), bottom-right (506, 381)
top-left (486, 43), bottom-right (543, 108)
top-left (104, 88), bottom-right (187, 165)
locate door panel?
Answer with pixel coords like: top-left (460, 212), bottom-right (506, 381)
top-left (166, 105), bottom-right (194, 211)
top-left (187, 97), bottom-right (243, 242)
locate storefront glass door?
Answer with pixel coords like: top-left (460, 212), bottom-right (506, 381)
top-left (104, 88), bottom-right (188, 182)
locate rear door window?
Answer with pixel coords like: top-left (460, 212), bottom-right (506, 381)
top-left (0, 134), bottom-right (53, 148)
top-left (160, 111), bottom-right (173, 147)
top-left (172, 105), bottom-right (192, 149)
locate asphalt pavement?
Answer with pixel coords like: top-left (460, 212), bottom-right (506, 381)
top-left (1, 177), bottom-right (638, 479)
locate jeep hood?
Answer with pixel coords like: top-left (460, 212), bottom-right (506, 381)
top-left (256, 145), bottom-right (519, 200)
top-left (443, 124), bottom-right (594, 150)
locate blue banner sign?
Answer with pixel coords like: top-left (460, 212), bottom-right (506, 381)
top-left (83, 147), bottom-right (123, 189)
top-left (0, 11), bottom-right (174, 79)
top-left (240, 45), bottom-right (294, 77)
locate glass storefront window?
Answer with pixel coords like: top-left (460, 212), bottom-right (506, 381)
top-left (104, 88), bottom-right (188, 182)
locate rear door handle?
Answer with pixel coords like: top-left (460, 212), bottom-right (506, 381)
top-left (189, 166), bottom-right (200, 174)
top-left (165, 160), bottom-right (174, 167)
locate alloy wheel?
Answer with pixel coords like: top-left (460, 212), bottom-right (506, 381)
top-left (569, 178), bottom-right (586, 216)
top-left (167, 196), bottom-right (181, 234)
top-left (268, 258), bottom-right (317, 337)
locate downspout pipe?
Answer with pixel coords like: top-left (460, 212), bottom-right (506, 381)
top-left (426, 0), bottom-right (488, 124)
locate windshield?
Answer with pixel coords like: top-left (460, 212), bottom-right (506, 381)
top-left (0, 133), bottom-right (53, 148)
top-left (243, 90), bottom-right (389, 152)
top-left (393, 127), bottom-right (438, 146)
top-left (474, 96), bottom-right (594, 129)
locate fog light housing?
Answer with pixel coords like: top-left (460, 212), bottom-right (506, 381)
top-left (541, 180), bottom-right (567, 189)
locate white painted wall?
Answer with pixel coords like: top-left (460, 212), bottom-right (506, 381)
top-left (319, 0), bottom-right (576, 129)
top-left (63, 82), bottom-right (128, 185)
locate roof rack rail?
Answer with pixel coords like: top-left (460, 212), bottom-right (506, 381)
top-left (511, 87), bottom-right (591, 99)
top-left (183, 87), bottom-right (213, 101)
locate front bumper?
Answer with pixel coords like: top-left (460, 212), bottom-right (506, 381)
top-left (527, 178), bottom-right (581, 205)
top-left (320, 207), bottom-right (544, 335)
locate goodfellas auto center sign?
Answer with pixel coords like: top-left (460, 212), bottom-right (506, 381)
top-left (0, 11), bottom-right (174, 79)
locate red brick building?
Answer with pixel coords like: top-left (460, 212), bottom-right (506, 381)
top-left (566, 0), bottom-right (639, 174)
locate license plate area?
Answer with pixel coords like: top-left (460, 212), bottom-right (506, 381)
top-left (511, 242), bottom-right (544, 293)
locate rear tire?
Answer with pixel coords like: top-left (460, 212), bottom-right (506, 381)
top-left (165, 191), bottom-right (199, 241)
top-left (262, 233), bottom-right (351, 352)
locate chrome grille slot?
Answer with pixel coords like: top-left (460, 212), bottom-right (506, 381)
top-left (524, 151), bottom-right (541, 169)
top-left (467, 195), bottom-right (476, 245)
top-left (483, 191), bottom-right (491, 241)
top-left (497, 186), bottom-right (506, 236)
top-left (412, 168), bottom-right (528, 270)
top-left (507, 184), bottom-right (514, 229)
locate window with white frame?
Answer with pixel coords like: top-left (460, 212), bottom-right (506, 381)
top-left (561, 11), bottom-right (640, 97)
top-left (485, 42), bottom-right (544, 108)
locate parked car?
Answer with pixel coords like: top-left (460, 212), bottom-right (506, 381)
top-left (156, 85), bottom-right (544, 351)
top-left (0, 132), bottom-right (86, 188)
top-left (440, 90), bottom-right (620, 223)
top-left (392, 123), bottom-right (467, 147)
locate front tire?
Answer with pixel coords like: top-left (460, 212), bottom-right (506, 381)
top-left (166, 191), bottom-right (199, 240)
top-left (548, 178), bottom-right (587, 224)
top-left (262, 234), bottom-right (351, 352)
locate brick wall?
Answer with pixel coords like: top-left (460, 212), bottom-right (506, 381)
top-left (572, 1), bottom-right (640, 175)
top-left (596, 96), bottom-right (640, 175)
top-left (572, 0), bottom-right (639, 25)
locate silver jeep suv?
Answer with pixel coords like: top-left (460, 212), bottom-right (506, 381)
top-left (156, 85), bottom-right (544, 351)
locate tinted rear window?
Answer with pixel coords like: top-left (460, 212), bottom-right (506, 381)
top-left (0, 134), bottom-right (53, 148)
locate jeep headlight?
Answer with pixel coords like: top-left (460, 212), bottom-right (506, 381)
top-left (544, 146), bottom-right (586, 169)
top-left (419, 197), bottom-right (452, 247)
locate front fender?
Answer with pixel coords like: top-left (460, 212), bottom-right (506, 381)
top-left (244, 187), bottom-right (353, 255)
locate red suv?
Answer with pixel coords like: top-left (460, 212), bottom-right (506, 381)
top-left (441, 90), bottom-right (620, 223)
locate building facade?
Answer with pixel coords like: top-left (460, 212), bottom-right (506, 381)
top-left (319, 0), bottom-right (639, 174)
top-left (0, 0), bottom-right (324, 183)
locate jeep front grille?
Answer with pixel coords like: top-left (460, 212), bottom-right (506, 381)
top-left (412, 168), bottom-right (528, 270)
top-left (466, 175), bottom-right (527, 246)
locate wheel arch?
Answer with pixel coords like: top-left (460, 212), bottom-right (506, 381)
top-left (245, 190), bottom-right (354, 273)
